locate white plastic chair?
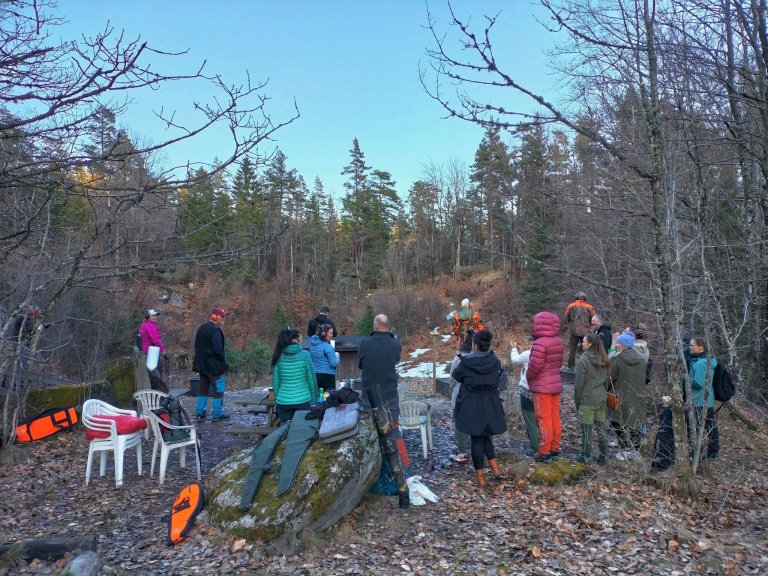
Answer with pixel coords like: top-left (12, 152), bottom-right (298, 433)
top-left (133, 389), bottom-right (169, 440)
top-left (82, 399), bottom-right (143, 487)
top-left (399, 400), bottom-right (433, 458)
top-left (144, 410), bottom-right (201, 485)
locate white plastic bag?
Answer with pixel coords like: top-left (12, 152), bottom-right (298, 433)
top-left (407, 476), bottom-right (439, 506)
top-left (146, 345), bottom-right (160, 371)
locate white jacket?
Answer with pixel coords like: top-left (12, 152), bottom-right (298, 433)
top-left (509, 347), bottom-right (531, 390)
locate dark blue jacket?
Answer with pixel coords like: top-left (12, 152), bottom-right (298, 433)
top-left (358, 331), bottom-right (402, 407)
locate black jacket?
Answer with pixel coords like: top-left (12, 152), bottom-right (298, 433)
top-left (307, 314), bottom-right (337, 338)
top-left (193, 321), bottom-right (227, 376)
top-left (358, 331), bottom-right (401, 407)
top-left (451, 351), bottom-right (507, 436)
top-left (593, 325), bottom-right (612, 354)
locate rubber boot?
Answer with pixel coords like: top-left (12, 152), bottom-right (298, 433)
top-left (578, 424), bottom-right (593, 463)
top-left (488, 458), bottom-right (502, 476)
top-left (196, 395), bottom-right (208, 420)
top-left (596, 424), bottom-right (608, 465)
top-left (474, 469), bottom-right (487, 487)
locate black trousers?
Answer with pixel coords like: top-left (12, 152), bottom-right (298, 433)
top-left (567, 333), bottom-right (584, 368)
top-left (470, 435), bottom-right (496, 470)
top-left (687, 406), bottom-right (720, 458)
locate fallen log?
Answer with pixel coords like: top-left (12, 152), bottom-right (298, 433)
top-left (0, 535), bottom-right (97, 561)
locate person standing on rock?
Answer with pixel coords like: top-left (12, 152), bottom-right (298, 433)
top-left (451, 330), bottom-right (506, 486)
top-left (192, 306), bottom-right (231, 422)
top-left (563, 292), bottom-right (596, 371)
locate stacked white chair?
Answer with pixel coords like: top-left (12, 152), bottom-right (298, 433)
top-left (82, 399), bottom-right (143, 487)
top-left (144, 410), bottom-right (200, 485)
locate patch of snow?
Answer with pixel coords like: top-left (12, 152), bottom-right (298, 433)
top-left (397, 361), bottom-right (435, 378)
top-left (410, 348), bottom-right (430, 358)
top-left (441, 334), bottom-right (452, 342)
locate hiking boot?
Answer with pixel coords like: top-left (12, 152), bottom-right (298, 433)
top-left (533, 452), bottom-right (554, 463)
top-left (474, 469), bottom-right (487, 487)
top-left (196, 412), bottom-right (207, 422)
top-left (488, 458), bottom-right (502, 476)
top-left (576, 454), bottom-right (589, 464)
top-left (704, 453), bottom-right (720, 461)
top-left (550, 450), bottom-right (561, 459)
top-left (211, 414), bottom-right (231, 422)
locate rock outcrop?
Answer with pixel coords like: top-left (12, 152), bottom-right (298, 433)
top-left (206, 420), bottom-right (381, 555)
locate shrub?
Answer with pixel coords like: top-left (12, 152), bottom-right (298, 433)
top-left (356, 302), bottom-right (375, 335)
top-left (225, 338), bottom-right (271, 379)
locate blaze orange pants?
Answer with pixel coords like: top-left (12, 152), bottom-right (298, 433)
top-left (533, 392), bottom-right (562, 455)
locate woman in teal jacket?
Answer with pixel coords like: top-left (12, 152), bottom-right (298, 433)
top-left (271, 329), bottom-right (318, 423)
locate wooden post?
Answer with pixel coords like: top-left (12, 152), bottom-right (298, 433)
top-left (430, 328), bottom-right (440, 394)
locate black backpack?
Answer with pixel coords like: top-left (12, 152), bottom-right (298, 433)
top-left (712, 363), bottom-right (735, 403)
top-left (154, 396), bottom-right (191, 442)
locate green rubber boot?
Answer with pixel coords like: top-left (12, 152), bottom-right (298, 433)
top-left (578, 424), bottom-right (593, 463)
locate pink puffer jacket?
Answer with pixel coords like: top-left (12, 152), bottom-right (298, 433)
top-left (527, 311), bottom-right (565, 394)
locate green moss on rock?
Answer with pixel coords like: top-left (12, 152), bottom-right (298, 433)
top-left (530, 459), bottom-right (590, 485)
top-left (106, 357), bottom-right (135, 407)
top-left (24, 381), bottom-right (112, 417)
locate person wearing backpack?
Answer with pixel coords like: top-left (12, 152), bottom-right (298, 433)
top-left (452, 299), bottom-right (483, 346)
top-left (687, 337), bottom-right (720, 461)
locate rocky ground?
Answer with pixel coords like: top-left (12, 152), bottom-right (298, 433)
top-left (1, 377), bottom-right (767, 575)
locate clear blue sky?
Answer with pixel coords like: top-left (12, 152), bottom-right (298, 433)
top-left (59, 1), bottom-right (555, 200)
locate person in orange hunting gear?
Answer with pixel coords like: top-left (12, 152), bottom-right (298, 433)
top-left (564, 291), bottom-right (596, 371)
top-left (452, 299), bottom-right (483, 345)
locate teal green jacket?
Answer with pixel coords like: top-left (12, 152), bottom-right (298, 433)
top-left (689, 353), bottom-right (717, 408)
top-left (273, 344), bottom-right (318, 405)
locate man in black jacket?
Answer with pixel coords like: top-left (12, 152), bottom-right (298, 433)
top-left (358, 314), bottom-right (402, 417)
top-left (307, 305), bottom-right (337, 338)
top-left (591, 315), bottom-right (612, 355)
top-left (193, 306), bottom-right (230, 422)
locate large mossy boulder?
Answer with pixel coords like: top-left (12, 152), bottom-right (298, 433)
top-left (207, 420), bottom-right (381, 555)
top-left (106, 356), bottom-right (136, 407)
top-left (25, 381), bottom-right (112, 417)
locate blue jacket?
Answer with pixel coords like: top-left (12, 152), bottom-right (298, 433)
top-left (309, 335), bottom-right (339, 375)
top-left (689, 353), bottom-right (717, 408)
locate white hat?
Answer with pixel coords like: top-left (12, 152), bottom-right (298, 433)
top-left (461, 298), bottom-right (470, 308)
top-left (146, 309), bottom-right (160, 317)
